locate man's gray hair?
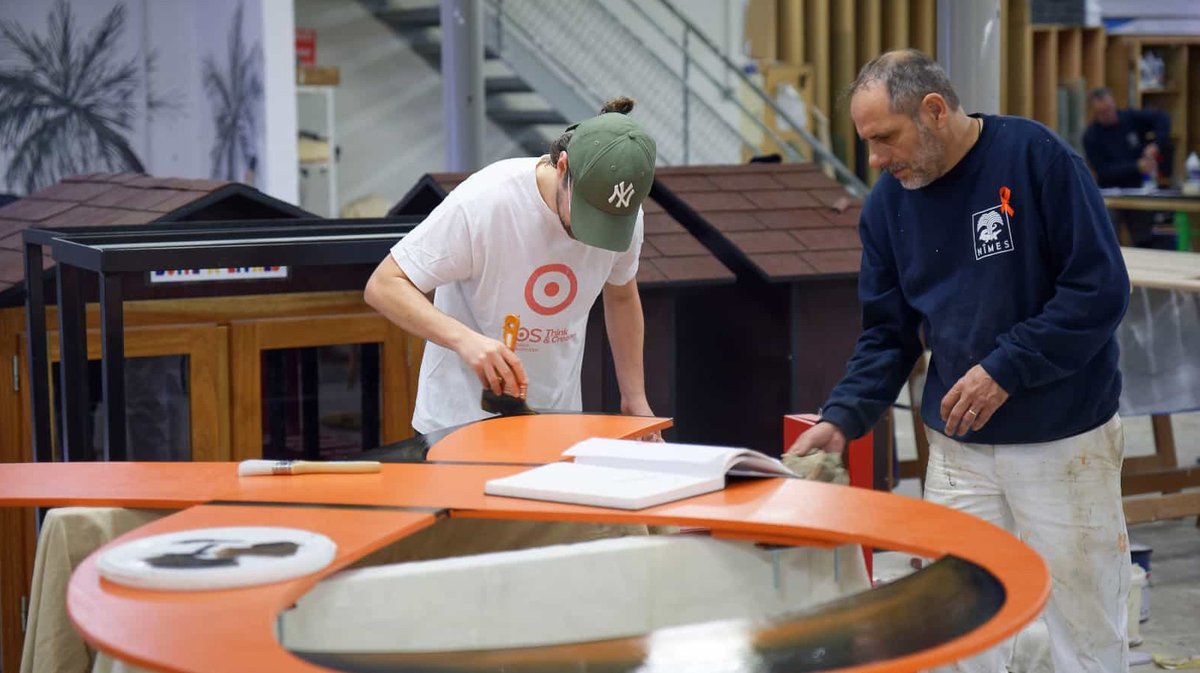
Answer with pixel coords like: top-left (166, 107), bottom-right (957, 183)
top-left (847, 49), bottom-right (960, 116)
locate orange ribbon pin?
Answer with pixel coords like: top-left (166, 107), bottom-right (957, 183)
top-left (999, 186), bottom-right (1015, 217)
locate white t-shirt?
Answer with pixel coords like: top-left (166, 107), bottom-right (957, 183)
top-left (390, 157), bottom-right (643, 433)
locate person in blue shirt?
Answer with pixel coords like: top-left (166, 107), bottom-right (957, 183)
top-left (1083, 87), bottom-right (1173, 247)
top-left (788, 50), bottom-right (1131, 672)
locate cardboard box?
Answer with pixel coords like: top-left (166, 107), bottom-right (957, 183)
top-left (744, 0), bottom-right (778, 62)
top-left (297, 66), bottom-right (340, 86)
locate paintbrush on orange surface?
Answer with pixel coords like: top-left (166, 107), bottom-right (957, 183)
top-left (238, 460), bottom-right (381, 477)
top-left (481, 313), bottom-right (535, 416)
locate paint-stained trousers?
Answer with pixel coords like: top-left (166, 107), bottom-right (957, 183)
top-left (925, 415), bottom-right (1130, 673)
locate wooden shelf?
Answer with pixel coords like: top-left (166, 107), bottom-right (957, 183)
top-left (1024, 24), bottom-right (1105, 141)
top-left (1107, 36), bottom-right (1200, 181)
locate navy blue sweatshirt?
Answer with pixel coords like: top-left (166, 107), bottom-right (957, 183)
top-left (820, 115), bottom-right (1130, 445)
top-left (1082, 108), bottom-right (1171, 187)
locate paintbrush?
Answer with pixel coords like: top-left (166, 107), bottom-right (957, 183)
top-left (237, 460), bottom-right (381, 476)
top-left (481, 313), bottom-right (536, 416)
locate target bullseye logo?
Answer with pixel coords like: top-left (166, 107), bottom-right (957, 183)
top-left (524, 263), bottom-right (578, 316)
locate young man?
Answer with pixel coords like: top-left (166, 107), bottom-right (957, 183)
top-left (1083, 87), bottom-right (1173, 247)
top-left (788, 50), bottom-right (1131, 672)
top-left (366, 97), bottom-right (658, 434)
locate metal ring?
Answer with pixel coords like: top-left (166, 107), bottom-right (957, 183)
top-left (967, 409), bottom-right (978, 417)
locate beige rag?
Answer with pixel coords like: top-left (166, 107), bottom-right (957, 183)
top-left (782, 450), bottom-right (850, 485)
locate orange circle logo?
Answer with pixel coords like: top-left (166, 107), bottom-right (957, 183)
top-left (524, 264), bottom-right (578, 316)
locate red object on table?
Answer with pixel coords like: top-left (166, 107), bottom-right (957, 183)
top-left (295, 27), bottom-right (316, 67)
top-left (783, 413), bottom-right (876, 576)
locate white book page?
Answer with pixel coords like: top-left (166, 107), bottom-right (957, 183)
top-left (564, 438), bottom-right (737, 478)
top-left (484, 462), bottom-right (723, 510)
top-left (564, 438), bottom-right (796, 479)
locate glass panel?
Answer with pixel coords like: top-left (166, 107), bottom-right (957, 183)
top-left (52, 355), bottom-right (192, 461)
top-left (260, 344), bottom-right (381, 460)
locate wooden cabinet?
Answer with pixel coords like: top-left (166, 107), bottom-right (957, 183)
top-left (0, 291), bottom-right (420, 672)
top-left (229, 313), bottom-right (420, 460)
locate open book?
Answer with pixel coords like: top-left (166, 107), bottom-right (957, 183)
top-left (483, 438), bottom-right (796, 510)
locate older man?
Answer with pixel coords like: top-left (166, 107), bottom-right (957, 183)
top-left (788, 50), bottom-right (1131, 672)
top-left (1083, 86), bottom-right (1174, 247)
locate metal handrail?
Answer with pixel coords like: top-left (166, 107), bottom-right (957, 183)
top-left (605, 0), bottom-right (806, 165)
top-left (485, 1), bottom-right (596, 114)
top-left (488, 0), bottom-right (762, 165)
top-left (482, 0), bottom-right (867, 195)
top-left (644, 0), bottom-right (866, 194)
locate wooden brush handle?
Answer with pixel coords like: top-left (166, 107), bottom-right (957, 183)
top-left (291, 461), bottom-right (381, 475)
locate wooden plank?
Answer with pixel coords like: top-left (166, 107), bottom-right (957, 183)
top-left (856, 0), bottom-right (882, 183)
top-left (407, 334), bottom-right (425, 422)
top-left (0, 508), bottom-right (37, 673)
top-left (1057, 26), bottom-right (1083, 84)
top-left (910, 0), bottom-right (936, 58)
top-left (1124, 492), bottom-right (1200, 524)
top-left (831, 0), bottom-right (858, 172)
top-left (229, 320), bottom-right (261, 461)
top-left (1002, 0), bottom-right (1033, 117)
top-left (39, 291), bottom-right (371, 330)
top-left (383, 324), bottom-right (415, 443)
top-left (779, 0), bottom-right (804, 65)
top-left (0, 308), bottom-right (36, 673)
top-left (882, 0), bottom-right (910, 51)
top-left (1081, 26), bottom-right (1106, 92)
top-left (1124, 454), bottom-right (1173, 474)
top-left (857, 0), bottom-right (883, 69)
top-left (1000, 0), bottom-right (1009, 113)
top-left (1122, 468), bottom-right (1200, 496)
top-left (187, 326), bottom-right (228, 462)
top-left (1189, 46), bottom-right (1200, 175)
top-left (0, 308), bottom-right (28, 463)
top-left (805, 0), bottom-right (832, 120)
top-left (215, 325), bottom-right (231, 456)
top-left (1105, 36), bottom-right (1136, 107)
top-left (252, 313), bottom-right (387, 349)
top-left (1150, 414), bottom-right (1178, 471)
top-left (1032, 28), bottom-right (1059, 127)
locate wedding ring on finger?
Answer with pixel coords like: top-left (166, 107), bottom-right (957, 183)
top-left (966, 409), bottom-right (978, 417)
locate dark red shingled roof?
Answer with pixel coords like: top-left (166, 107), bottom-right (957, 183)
top-left (0, 173), bottom-right (312, 303)
top-left (651, 163), bottom-right (863, 282)
top-left (392, 172), bottom-right (736, 289)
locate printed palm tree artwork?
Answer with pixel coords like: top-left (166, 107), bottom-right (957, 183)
top-left (203, 2), bottom-right (262, 183)
top-left (0, 0), bottom-right (155, 194)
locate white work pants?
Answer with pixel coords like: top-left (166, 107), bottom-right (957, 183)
top-left (924, 415), bottom-right (1129, 673)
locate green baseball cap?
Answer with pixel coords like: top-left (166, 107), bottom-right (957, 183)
top-left (566, 113), bottom-right (657, 252)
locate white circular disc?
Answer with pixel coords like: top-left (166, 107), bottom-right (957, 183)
top-left (96, 526), bottom-right (337, 591)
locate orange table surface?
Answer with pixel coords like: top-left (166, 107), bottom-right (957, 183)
top-left (0, 413), bottom-right (1049, 673)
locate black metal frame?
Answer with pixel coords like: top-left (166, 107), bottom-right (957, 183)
top-left (22, 217), bottom-right (419, 463)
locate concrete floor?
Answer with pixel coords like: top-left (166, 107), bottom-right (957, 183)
top-left (887, 400), bottom-right (1200, 666)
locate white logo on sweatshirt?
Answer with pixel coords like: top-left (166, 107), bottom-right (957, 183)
top-left (971, 205), bottom-right (1014, 260)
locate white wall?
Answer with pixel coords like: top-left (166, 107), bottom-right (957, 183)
top-left (0, 0), bottom-right (290, 199)
top-left (262, 0), bottom-right (299, 204)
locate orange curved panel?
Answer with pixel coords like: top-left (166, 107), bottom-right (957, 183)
top-left (0, 414), bottom-right (1051, 673)
top-left (59, 476), bottom-right (1046, 673)
top-left (68, 504), bottom-right (436, 673)
top-left (425, 414), bottom-right (672, 463)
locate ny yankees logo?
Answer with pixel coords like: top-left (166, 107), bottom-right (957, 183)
top-left (608, 181), bottom-right (634, 208)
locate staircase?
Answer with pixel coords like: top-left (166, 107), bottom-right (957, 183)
top-left (358, 0), bottom-right (864, 194)
top-left (363, 0), bottom-right (569, 157)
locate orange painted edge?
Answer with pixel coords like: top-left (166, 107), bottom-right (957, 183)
top-left (426, 414), bottom-right (673, 463)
